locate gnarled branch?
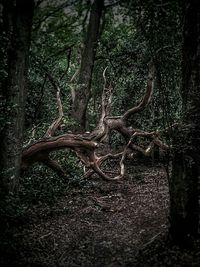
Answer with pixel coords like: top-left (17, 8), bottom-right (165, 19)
top-left (44, 86), bottom-right (64, 138)
top-left (21, 63), bottom-right (168, 181)
top-left (122, 63), bottom-right (155, 121)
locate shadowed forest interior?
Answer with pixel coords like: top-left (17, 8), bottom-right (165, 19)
top-left (0, 0), bottom-right (200, 266)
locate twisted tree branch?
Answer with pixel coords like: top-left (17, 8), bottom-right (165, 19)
top-left (21, 63), bottom-right (167, 181)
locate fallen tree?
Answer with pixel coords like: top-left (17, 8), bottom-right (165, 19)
top-left (21, 63), bottom-right (168, 181)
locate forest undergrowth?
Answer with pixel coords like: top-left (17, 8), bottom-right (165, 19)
top-left (0, 156), bottom-right (200, 267)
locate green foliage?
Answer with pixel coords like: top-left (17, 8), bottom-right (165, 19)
top-left (89, 0), bottom-right (182, 139)
top-left (25, 0), bottom-right (182, 138)
top-left (20, 153), bottom-right (78, 205)
top-left (25, 1), bottom-right (84, 129)
top-left (22, 0), bottom-right (182, 196)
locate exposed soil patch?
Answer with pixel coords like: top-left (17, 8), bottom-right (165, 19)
top-left (1, 161), bottom-right (200, 266)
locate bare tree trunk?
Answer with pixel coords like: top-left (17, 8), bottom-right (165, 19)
top-left (71, 0), bottom-right (104, 131)
top-left (0, 0), bottom-right (34, 194)
top-left (169, 0), bottom-right (200, 244)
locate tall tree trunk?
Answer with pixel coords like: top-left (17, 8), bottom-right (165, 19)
top-left (0, 0), bottom-right (34, 194)
top-left (169, 0), bottom-right (200, 244)
top-left (72, 0), bottom-right (104, 131)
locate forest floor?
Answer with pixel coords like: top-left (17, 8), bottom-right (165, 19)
top-left (1, 157), bottom-right (200, 267)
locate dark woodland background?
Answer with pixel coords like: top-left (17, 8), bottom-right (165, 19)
top-left (0, 0), bottom-right (200, 266)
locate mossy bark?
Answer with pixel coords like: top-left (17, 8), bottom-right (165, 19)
top-left (0, 0), bottom-right (34, 194)
top-left (169, 0), bottom-right (200, 243)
